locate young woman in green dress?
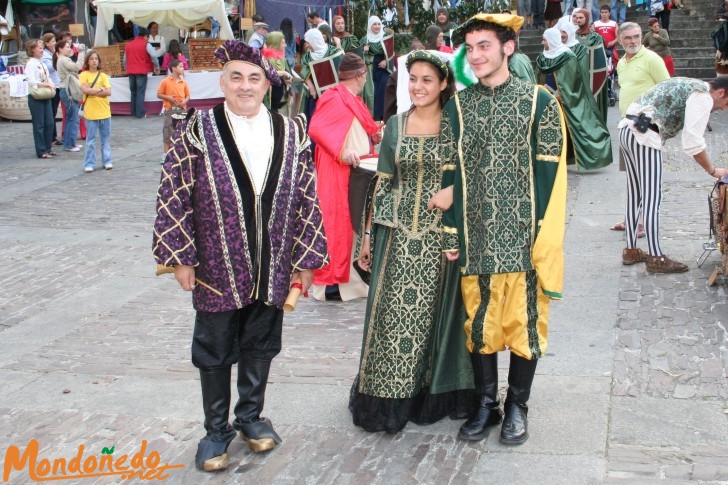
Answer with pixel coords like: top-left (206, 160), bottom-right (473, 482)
top-left (349, 51), bottom-right (475, 433)
top-left (332, 15), bottom-right (360, 53)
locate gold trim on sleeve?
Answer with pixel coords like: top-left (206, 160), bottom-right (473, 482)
top-left (536, 154), bottom-right (559, 162)
top-left (441, 164), bottom-right (457, 171)
top-left (442, 226), bottom-right (458, 234)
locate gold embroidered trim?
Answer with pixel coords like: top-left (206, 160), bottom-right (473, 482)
top-left (442, 226), bottom-right (458, 234)
top-left (441, 164), bottom-right (456, 171)
top-left (529, 85), bottom-right (538, 247)
top-left (536, 154), bottom-right (559, 162)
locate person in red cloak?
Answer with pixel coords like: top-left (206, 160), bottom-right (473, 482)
top-left (308, 53), bottom-right (382, 301)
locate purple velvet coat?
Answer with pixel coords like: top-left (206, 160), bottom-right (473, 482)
top-left (153, 104), bottom-right (328, 312)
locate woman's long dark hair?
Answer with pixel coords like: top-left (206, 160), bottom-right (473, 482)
top-left (83, 50), bottom-right (102, 71)
top-left (53, 39), bottom-right (70, 70)
top-left (280, 17), bottom-right (294, 45)
top-left (168, 39), bottom-right (182, 58)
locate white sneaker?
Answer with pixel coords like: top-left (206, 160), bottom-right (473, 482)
top-left (104, 164), bottom-right (113, 170)
top-left (84, 167), bottom-right (94, 173)
top-left (65, 146), bottom-right (81, 152)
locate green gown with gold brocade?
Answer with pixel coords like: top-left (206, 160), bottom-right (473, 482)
top-left (349, 112), bottom-right (475, 434)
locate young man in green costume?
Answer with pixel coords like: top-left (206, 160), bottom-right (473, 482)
top-left (431, 13), bottom-right (568, 445)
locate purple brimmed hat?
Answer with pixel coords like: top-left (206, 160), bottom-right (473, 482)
top-left (214, 40), bottom-right (281, 86)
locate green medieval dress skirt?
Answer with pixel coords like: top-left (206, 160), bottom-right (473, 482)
top-left (349, 113), bottom-right (475, 433)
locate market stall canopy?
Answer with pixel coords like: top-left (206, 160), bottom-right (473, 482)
top-left (93, 0), bottom-right (234, 47)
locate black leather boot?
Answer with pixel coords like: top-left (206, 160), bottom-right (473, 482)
top-left (500, 353), bottom-right (538, 445)
top-left (233, 358), bottom-right (282, 453)
top-left (458, 352), bottom-right (502, 441)
top-left (195, 368), bottom-right (238, 472)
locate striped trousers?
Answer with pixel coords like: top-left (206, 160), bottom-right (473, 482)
top-left (619, 126), bottom-right (663, 256)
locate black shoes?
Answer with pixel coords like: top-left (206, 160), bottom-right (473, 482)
top-left (458, 398), bottom-right (502, 441)
top-left (458, 352), bottom-right (501, 441)
top-left (500, 402), bottom-right (529, 445)
top-left (460, 352), bottom-right (538, 445)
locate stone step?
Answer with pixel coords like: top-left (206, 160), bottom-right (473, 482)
top-left (671, 46), bottom-right (717, 57)
top-left (673, 56), bottom-right (715, 68)
top-left (674, 66), bottom-right (716, 78)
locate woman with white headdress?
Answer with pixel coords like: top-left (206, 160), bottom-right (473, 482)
top-left (536, 28), bottom-right (612, 171)
top-left (557, 18), bottom-right (590, 87)
top-left (360, 16), bottom-right (393, 120)
top-left (298, 28), bottom-right (343, 122)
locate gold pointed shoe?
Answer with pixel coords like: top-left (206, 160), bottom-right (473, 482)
top-left (236, 418), bottom-right (282, 453)
top-left (243, 437), bottom-right (278, 453)
top-left (194, 427), bottom-right (237, 472)
top-left (202, 453), bottom-right (230, 471)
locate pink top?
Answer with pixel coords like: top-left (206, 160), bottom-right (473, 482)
top-left (161, 53), bottom-right (189, 71)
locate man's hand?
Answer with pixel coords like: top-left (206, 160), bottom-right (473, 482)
top-left (444, 250), bottom-right (459, 262)
top-left (378, 60), bottom-right (387, 69)
top-left (174, 264), bottom-right (196, 291)
top-left (341, 149), bottom-right (361, 168)
top-left (293, 269), bottom-right (314, 292)
top-left (713, 167), bottom-right (728, 179)
top-left (427, 186), bottom-right (454, 211)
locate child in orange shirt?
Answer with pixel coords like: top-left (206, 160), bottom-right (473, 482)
top-left (156, 59), bottom-right (190, 152)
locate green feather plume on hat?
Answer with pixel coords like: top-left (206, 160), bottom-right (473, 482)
top-left (452, 45), bottom-right (478, 88)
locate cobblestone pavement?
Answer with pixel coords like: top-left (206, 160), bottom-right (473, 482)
top-left (0, 105), bottom-right (726, 484)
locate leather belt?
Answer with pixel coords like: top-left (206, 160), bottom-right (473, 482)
top-left (625, 114), bottom-right (660, 133)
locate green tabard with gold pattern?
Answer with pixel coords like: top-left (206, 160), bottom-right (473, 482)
top-left (441, 76), bottom-right (565, 283)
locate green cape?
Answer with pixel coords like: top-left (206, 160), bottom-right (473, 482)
top-left (577, 32), bottom-right (609, 126)
top-left (536, 51), bottom-right (612, 170)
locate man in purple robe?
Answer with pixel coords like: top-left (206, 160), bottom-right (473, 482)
top-left (152, 40), bottom-right (328, 472)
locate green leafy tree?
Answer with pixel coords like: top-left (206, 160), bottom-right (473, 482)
top-left (354, 0), bottom-right (511, 48)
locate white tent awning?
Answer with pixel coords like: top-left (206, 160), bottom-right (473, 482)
top-left (94, 0), bottom-right (234, 47)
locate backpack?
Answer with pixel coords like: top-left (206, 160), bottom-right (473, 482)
top-left (713, 21), bottom-right (728, 57)
top-left (67, 74), bottom-right (84, 102)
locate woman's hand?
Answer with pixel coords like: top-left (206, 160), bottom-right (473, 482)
top-left (378, 60), bottom-right (386, 69)
top-left (427, 186), bottom-right (454, 211)
top-left (358, 238), bottom-right (371, 270)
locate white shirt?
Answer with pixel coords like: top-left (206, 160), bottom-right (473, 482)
top-left (618, 89), bottom-right (712, 156)
top-left (148, 34), bottom-right (166, 53)
top-left (25, 57), bottom-right (49, 88)
top-left (224, 102), bottom-right (273, 194)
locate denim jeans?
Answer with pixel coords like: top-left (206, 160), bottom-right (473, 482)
top-left (59, 88), bottom-right (80, 149)
top-left (84, 118), bottom-right (112, 169)
top-left (532, 0), bottom-right (545, 25)
top-left (610, 0), bottom-right (626, 22)
top-left (27, 94), bottom-right (54, 156)
top-left (564, 0), bottom-right (575, 14)
top-left (128, 74), bottom-right (148, 117)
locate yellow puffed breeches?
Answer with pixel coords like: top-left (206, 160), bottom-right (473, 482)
top-left (462, 270), bottom-right (549, 360)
